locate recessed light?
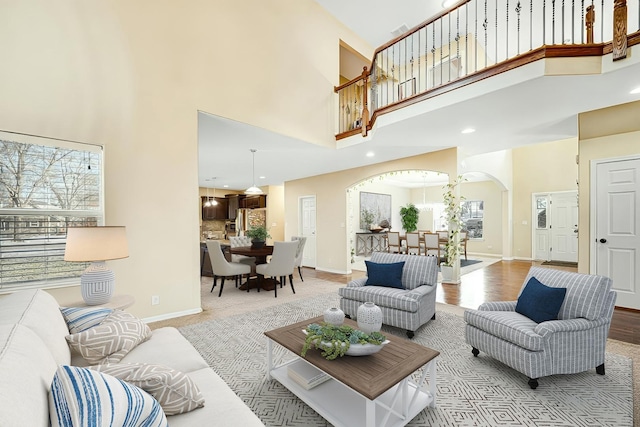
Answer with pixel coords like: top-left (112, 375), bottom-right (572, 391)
top-left (366, 151), bottom-right (375, 157)
top-left (223, 184), bottom-right (229, 188)
top-left (259, 176), bottom-right (266, 179)
top-left (461, 128), bottom-right (476, 134)
top-left (630, 87), bottom-right (640, 94)
top-left (442, 0), bottom-right (457, 8)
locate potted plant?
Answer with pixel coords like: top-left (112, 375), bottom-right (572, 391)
top-left (301, 322), bottom-right (387, 360)
top-left (441, 176), bottom-right (466, 283)
top-left (399, 203), bottom-right (419, 233)
top-left (245, 225), bottom-right (271, 249)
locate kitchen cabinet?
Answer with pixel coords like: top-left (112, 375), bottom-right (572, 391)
top-left (226, 194), bottom-right (245, 220)
top-left (201, 197), bottom-right (228, 220)
top-left (241, 195), bottom-right (267, 209)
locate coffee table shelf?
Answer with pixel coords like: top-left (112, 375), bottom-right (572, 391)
top-left (264, 316), bottom-right (439, 427)
top-left (269, 358), bottom-right (434, 427)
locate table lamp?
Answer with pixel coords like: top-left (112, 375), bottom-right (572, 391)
top-left (64, 226), bottom-right (129, 305)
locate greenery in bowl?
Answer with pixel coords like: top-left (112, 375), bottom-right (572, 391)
top-left (301, 322), bottom-right (386, 360)
top-left (245, 225), bottom-right (271, 241)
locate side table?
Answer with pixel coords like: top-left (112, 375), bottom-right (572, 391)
top-left (68, 294), bottom-right (135, 310)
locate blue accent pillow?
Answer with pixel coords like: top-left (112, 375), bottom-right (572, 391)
top-left (516, 276), bottom-right (567, 323)
top-left (365, 261), bottom-right (405, 289)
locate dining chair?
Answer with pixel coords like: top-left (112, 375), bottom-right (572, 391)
top-left (206, 240), bottom-right (252, 297)
top-left (386, 231), bottom-right (403, 254)
top-left (256, 241), bottom-right (298, 298)
top-left (405, 232), bottom-right (421, 255)
top-left (460, 230), bottom-right (468, 261)
top-left (291, 236), bottom-right (307, 281)
top-left (423, 232), bottom-right (441, 265)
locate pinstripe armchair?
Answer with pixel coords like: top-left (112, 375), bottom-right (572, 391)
top-left (339, 252), bottom-right (438, 338)
top-left (464, 267), bottom-right (616, 389)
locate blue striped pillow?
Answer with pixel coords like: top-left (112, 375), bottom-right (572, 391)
top-left (60, 306), bottom-right (113, 333)
top-left (49, 365), bottom-right (168, 427)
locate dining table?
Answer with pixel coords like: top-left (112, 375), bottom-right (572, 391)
top-left (229, 245), bottom-right (276, 291)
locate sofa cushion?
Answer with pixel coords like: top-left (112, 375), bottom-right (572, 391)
top-left (167, 367), bottom-right (265, 427)
top-left (92, 363), bottom-right (205, 415)
top-left (0, 324), bottom-right (59, 427)
top-left (516, 276), bottom-right (567, 323)
top-left (365, 261), bottom-right (405, 289)
top-left (522, 267), bottom-right (612, 321)
top-left (49, 365), bottom-right (168, 427)
top-left (66, 310), bottom-right (152, 365)
top-left (60, 306), bottom-right (113, 333)
top-left (369, 252), bottom-right (438, 290)
top-left (0, 289), bottom-right (70, 365)
top-left (338, 286), bottom-right (420, 313)
top-left (464, 309), bottom-right (544, 351)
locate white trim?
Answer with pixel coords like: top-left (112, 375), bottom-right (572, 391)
top-left (315, 266), bottom-right (350, 275)
top-left (142, 307), bottom-right (203, 324)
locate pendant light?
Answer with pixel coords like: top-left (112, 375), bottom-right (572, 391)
top-left (204, 187), bottom-right (211, 207)
top-left (245, 149), bottom-right (263, 195)
top-left (210, 177), bottom-right (218, 206)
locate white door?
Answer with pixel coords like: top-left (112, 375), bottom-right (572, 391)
top-left (550, 192), bottom-right (578, 262)
top-left (593, 157), bottom-right (640, 310)
top-left (300, 196), bottom-right (316, 268)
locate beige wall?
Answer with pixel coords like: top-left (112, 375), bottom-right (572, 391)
top-left (511, 138), bottom-right (578, 259)
top-left (285, 149), bottom-right (457, 273)
top-left (0, 0), bottom-right (371, 319)
top-left (578, 101), bottom-right (640, 273)
top-left (266, 185), bottom-right (286, 243)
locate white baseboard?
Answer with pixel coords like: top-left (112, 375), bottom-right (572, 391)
top-left (142, 307), bottom-right (202, 324)
top-left (315, 266), bottom-right (349, 275)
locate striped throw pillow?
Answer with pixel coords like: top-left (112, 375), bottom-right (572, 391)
top-left (66, 310), bottom-right (152, 365)
top-left (92, 363), bottom-right (205, 415)
top-left (49, 365), bottom-right (168, 427)
top-left (60, 306), bottom-right (114, 333)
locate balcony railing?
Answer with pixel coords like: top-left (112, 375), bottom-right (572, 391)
top-left (336, 0), bottom-right (640, 138)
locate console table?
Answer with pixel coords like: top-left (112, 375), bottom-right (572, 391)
top-left (356, 232), bottom-right (387, 256)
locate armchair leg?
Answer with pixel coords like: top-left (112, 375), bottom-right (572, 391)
top-left (431, 313), bottom-right (436, 320)
top-left (596, 363), bottom-right (605, 375)
top-left (472, 347), bottom-right (479, 357)
top-left (298, 266), bottom-right (303, 281)
top-left (210, 275), bottom-right (218, 293)
top-left (406, 330), bottom-right (415, 339)
top-left (528, 378), bottom-right (539, 389)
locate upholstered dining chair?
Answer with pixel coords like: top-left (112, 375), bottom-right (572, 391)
top-left (423, 233), bottom-right (441, 265)
top-left (405, 232), bottom-right (421, 255)
top-left (291, 236), bottom-right (307, 281)
top-left (229, 236), bottom-right (257, 266)
top-left (464, 267), bottom-right (616, 389)
top-left (256, 241), bottom-right (298, 298)
top-left (386, 232), bottom-right (403, 254)
top-left (206, 240), bottom-right (252, 297)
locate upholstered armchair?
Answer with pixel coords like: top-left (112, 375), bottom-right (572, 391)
top-left (464, 267), bottom-right (616, 389)
top-left (339, 252), bottom-right (438, 338)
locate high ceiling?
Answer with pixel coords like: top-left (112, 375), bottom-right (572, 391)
top-left (198, 2), bottom-right (640, 191)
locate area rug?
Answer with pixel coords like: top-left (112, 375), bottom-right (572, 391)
top-left (179, 293), bottom-right (633, 427)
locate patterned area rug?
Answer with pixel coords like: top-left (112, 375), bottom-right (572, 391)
top-left (179, 293), bottom-right (633, 427)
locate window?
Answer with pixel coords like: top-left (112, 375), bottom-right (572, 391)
top-left (536, 196), bottom-right (548, 229)
top-left (0, 132), bottom-right (103, 291)
top-left (461, 200), bottom-right (484, 239)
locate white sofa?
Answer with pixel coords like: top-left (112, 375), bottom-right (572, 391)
top-left (0, 289), bottom-right (264, 426)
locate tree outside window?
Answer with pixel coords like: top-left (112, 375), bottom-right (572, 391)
top-left (461, 200), bottom-right (484, 238)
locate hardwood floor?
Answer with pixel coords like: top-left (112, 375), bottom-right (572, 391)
top-left (305, 259), bottom-right (640, 345)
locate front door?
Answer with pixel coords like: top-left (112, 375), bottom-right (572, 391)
top-left (593, 157), bottom-right (640, 310)
top-left (300, 196), bottom-right (316, 268)
top-left (550, 192), bottom-right (578, 262)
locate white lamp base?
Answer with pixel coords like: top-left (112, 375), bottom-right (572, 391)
top-left (81, 261), bottom-right (115, 305)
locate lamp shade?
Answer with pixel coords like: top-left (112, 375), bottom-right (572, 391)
top-left (64, 226), bottom-right (129, 262)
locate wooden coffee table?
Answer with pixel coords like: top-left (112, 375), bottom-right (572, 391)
top-left (264, 316), bottom-right (439, 427)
